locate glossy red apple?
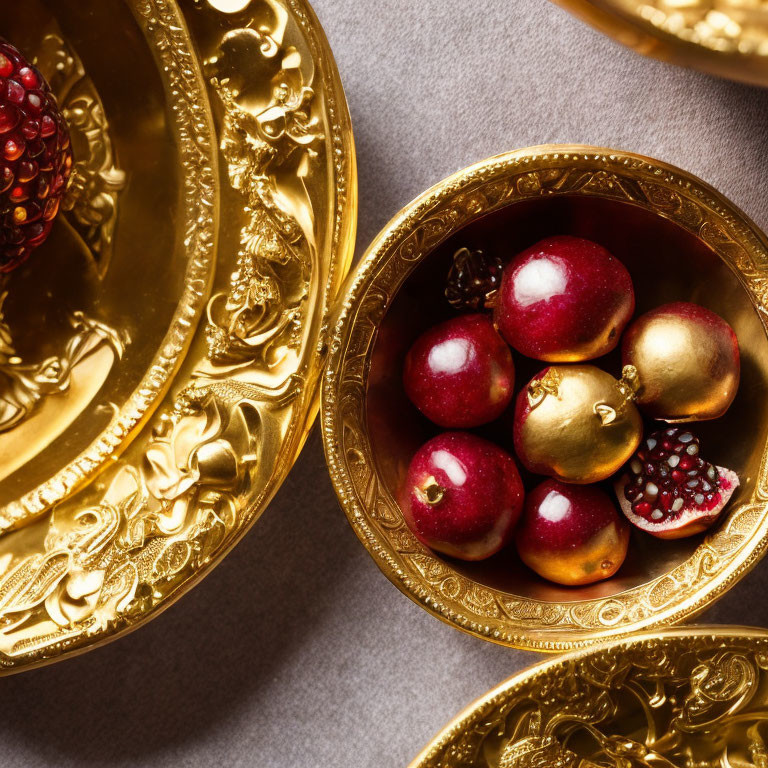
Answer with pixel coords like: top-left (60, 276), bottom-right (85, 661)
top-left (403, 313), bottom-right (514, 428)
top-left (400, 431), bottom-right (524, 561)
top-left (494, 235), bottom-right (635, 361)
top-left (515, 479), bottom-right (629, 586)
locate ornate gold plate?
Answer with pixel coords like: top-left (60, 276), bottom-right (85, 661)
top-left (0, 0), bottom-right (355, 673)
top-left (410, 626), bottom-right (768, 767)
top-left (553, 0), bottom-right (768, 87)
top-left (323, 146), bottom-right (768, 652)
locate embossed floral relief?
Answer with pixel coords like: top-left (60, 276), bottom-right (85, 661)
top-left (419, 638), bottom-right (768, 768)
top-left (0, 388), bottom-right (257, 654)
top-left (203, 3), bottom-right (322, 376)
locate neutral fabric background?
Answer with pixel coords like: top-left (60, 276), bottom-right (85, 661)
top-left (2, 2), bottom-right (768, 767)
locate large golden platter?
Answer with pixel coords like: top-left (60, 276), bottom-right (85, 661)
top-left (323, 145), bottom-right (768, 652)
top-left (410, 626), bottom-right (768, 767)
top-left (0, 0), bottom-right (355, 673)
top-left (554, 0), bottom-right (768, 86)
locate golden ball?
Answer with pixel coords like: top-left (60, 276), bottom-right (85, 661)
top-left (622, 302), bottom-right (740, 422)
top-left (513, 364), bottom-right (643, 484)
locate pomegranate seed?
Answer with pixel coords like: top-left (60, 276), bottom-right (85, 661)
top-left (21, 118), bottom-right (39, 140)
top-left (3, 138), bottom-right (24, 161)
top-left (18, 67), bottom-right (38, 90)
top-left (0, 54), bottom-right (12, 78)
top-left (5, 79), bottom-right (24, 105)
top-left (39, 114), bottom-right (55, 138)
top-left (0, 103), bottom-right (18, 133)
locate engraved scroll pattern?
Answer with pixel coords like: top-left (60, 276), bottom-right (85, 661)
top-left (416, 634), bottom-right (768, 768)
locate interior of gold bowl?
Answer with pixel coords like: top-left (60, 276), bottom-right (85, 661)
top-left (0, 1), bottom-right (214, 516)
top-left (366, 194), bottom-right (768, 604)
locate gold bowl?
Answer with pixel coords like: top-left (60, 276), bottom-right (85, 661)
top-left (410, 625), bottom-right (768, 767)
top-left (0, 0), bottom-right (355, 674)
top-left (323, 145), bottom-right (768, 652)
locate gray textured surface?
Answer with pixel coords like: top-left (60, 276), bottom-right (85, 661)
top-left (2, 1), bottom-right (768, 767)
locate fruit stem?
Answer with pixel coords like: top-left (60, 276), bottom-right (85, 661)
top-left (416, 476), bottom-right (445, 505)
top-left (527, 367), bottom-right (561, 409)
top-left (617, 364), bottom-right (640, 403)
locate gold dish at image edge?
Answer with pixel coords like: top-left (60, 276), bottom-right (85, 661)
top-left (322, 145), bottom-right (768, 652)
top-left (410, 625), bottom-right (768, 768)
top-left (553, 0), bottom-right (768, 87)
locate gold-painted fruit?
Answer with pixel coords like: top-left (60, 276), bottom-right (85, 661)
top-left (515, 479), bottom-right (629, 586)
top-left (621, 302), bottom-right (740, 422)
top-left (513, 364), bottom-right (643, 484)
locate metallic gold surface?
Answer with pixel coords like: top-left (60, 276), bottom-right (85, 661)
top-left (323, 146), bottom-right (768, 652)
top-left (0, 0), bottom-right (355, 674)
top-left (410, 626), bottom-right (768, 768)
top-left (625, 307), bottom-right (740, 421)
top-left (553, 0), bottom-right (768, 87)
top-left (518, 365), bottom-right (642, 484)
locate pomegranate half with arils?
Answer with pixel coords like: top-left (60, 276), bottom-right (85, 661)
top-left (494, 235), bottom-right (635, 362)
top-left (616, 427), bottom-right (739, 539)
top-left (622, 302), bottom-right (740, 422)
top-left (515, 479), bottom-right (629, 586)
top-left (0, 37), bottom-right (73, 273)
top-left (403, 313), bottom-right (514, 428)
top-left (400, 431), bottom-right (524, 561)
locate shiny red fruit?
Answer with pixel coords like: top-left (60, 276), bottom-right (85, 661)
top-left (0, 38), bottom-right (72, 272)
top-left (400, 431), bottom-right (524, 561)
top-left (403, 313), bottom-right (514, 428)
top-left (515, 479), bottom-right (629, 586)
top-left (494, 236), bottom-right (635, 362)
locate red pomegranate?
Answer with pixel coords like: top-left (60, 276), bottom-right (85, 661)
top-left (0, 38), bottom-right (73, 272)
top-left (515, 479), bottom-right (629, 586)
top-left (403, 313), bottom-right (514, 428)
top-left (616, 427), bottom-right (739, 539)
top-left (494, 236), bottom-right (634, 362)
top-left (400, 431), bottom-right (524, 561)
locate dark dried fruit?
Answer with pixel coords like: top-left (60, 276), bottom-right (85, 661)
top-left (445, 247), bottom-right (503, 311)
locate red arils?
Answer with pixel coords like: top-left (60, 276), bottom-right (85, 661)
top-left (617, 426), bottom-right (739, 539)
top-left (0, 54), bottom-right (12, 78)
top-left (0, 38), bottom-right (72, 272)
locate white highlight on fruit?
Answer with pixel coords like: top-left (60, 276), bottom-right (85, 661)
top-left (428, 338), bottom-right (471, 375)
top-left (630, 459), bottom-right (642, 474)
top-left (538, 490), bottom-right (571, 523)
top-left (206, 0), bottom-right (251, 12)
top-left (431, 450), bottom-right (467, 487)
top-left (686, 443), bottom-right (699, 455)
top-left (512, 257), bottom-right (567, 307)
top-left (646, 438), bottom-right (657, 450)
top-left (651, 509), bottom-right (664, 520)
top-left (668, 455), bottom-right (680, 467)
top-left (645, 482), bottom-right (659, 497)
top-left (672, 497), bottom-right (684, 512)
